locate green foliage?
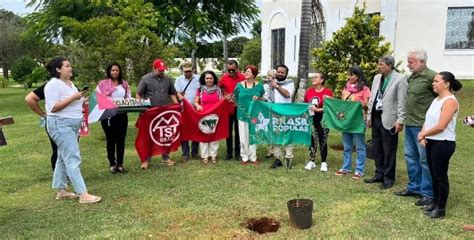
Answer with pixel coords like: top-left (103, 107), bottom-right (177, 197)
top-left (312, 6), bottom-right (392, 95)
top-left (25, 67), bottom-right (49, 88)
top-left (239, 38), bottom-right (262, 68)
top-left (0, 9), bottom-right (26, 80)
top-left (54, 1), bottom-right (180, 86)
top-left (11, 56), bottom-right (39, 88)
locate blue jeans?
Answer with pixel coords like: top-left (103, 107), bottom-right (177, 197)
top-left (341, 132), bottom-right (366, 174)
top-left (404, 126), bottom-right (433, 198)
top-left (47, 116), bottom-right (87, 194)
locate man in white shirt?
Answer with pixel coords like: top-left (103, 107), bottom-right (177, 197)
top-left (174, 62), bottom-right (201, 162)
top-left (269, 64), bottom-right (295, 169)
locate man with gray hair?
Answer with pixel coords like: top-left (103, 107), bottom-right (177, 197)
top-left (365, 56), bottom-right (407, 189)
top-left (394, 50), bottom-right (436, 207)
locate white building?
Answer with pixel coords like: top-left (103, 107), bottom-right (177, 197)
top-left (261, 0), bottom-right (474, 79)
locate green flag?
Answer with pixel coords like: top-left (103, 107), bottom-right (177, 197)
top-left (323, 97), bottom-right (365, 134)
top-left (248, 101), bottom-right (312, 145)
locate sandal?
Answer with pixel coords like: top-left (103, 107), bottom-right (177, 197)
top-left (79, 194), bottom-right (102, 204)
top-left (202, 158), bottom-right (209, 164)
top-left (211, 158), bottom-right (217, 164)
top-left (56, 191), bottom-right (79, 200)
top-left (165, 159), bottom-right (175, 166)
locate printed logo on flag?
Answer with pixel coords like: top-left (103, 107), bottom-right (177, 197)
top-left (336, 111), bottom-right (346, 121)
top-left (271, 115), bottom-right (309, 132)
top-left (149, 110), bottom-right (181, 146)
top-left (198, 114), bottom-right (219, 134)
top-left (253, 113), bottom-right (270, 131)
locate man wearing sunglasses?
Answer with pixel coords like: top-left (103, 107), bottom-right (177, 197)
top-left (175, 61), bottom-right (201, 162)
top-left (218, 60), bottom-right (245, 160)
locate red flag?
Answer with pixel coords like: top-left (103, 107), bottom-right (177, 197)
top-left (181, 99), bottom-right (231, 143)
top-left (135, 104), bottom-right (182, 162)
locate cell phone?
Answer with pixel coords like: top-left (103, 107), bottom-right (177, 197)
top-left (81, 86), bottom-right (89, 92)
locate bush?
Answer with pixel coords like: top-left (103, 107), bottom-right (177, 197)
top-left (239, 38), bottom-right (261, 69)
top-left (11, 56), bottom-right (39, 87)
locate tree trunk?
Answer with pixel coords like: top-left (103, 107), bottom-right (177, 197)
top-left (2, 65), bottom-right (9, 88)
top-left (294, 0), bottom-right (313, 102)
top-left (222, 35), bottom-right (229, 70)
top-left (191, 48), bottom-right (197, 73)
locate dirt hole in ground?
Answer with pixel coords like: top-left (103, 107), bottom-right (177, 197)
top-left (243, 217), bottom-right (280, 234)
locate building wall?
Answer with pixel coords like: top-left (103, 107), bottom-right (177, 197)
top-left (261, 0), bottom-right (474, 78)
top-left (261, 0), bottom-right (302, 76)
top-left (393, 0), bottom-right (473, 79)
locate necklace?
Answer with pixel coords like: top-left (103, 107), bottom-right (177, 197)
top-left (244, 81), bottom-right (255, 88)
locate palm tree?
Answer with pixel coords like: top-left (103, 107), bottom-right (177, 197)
top-left (294, 0), bottom-right (325, 102)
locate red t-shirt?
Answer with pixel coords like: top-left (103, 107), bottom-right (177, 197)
top-left (218, 72), bottom-right (245, 94)
top-left (304, 87), bottom-right (333, 107)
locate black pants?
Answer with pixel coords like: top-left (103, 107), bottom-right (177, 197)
top-left (226, 109), bottom-right (240, 157)
top-left (426, 139), bottom-right (455, 209)
top-left (309, 119), bottom-right (328, 163)
top-left (101, 113), bottom-right (128, 167)
top-left (45, 124), bottom-right (58, 171)
top-left (181, 140), bottom-right (199, 156)
top-left (371, 113), bottom-right (398, 183)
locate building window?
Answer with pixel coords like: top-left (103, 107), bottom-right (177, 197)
top-left (445, 7), bottom-right (474, 49)
top-left (271, 28), bottom-right (285, 68)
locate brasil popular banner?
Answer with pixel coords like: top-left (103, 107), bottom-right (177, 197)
top-left (248, 101), bottom-right (313, 145)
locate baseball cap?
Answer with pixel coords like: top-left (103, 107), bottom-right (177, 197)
top-left (153, 59), bottom-right (167, 71)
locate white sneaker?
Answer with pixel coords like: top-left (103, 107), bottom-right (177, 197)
top-left (320, 162), bottom-right (328, 172)
top-left (304, 161), bottom-right (316, 170)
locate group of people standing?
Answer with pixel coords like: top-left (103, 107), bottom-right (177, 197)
top-left (26, 49), bottom-right (462, 219)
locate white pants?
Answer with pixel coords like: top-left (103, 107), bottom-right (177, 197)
top-left (274, 144), bottom-right (294, 160)
top-left (199, 141), bottom-right (219, 159)
top-left (238, 120), bottom-right (257, 162)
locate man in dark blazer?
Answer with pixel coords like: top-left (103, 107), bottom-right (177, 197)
top-left (365, 56), bottom-right (407, 189)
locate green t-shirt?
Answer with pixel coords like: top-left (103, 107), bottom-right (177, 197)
top-left (405, 67), bottom-right (437, 127)
top-left (234, 82), bottom-right (265, 121)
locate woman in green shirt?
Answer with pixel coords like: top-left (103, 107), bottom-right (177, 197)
top-left (234, 65), bottom-right (265, 165)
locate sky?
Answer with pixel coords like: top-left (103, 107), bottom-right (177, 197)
top-left (0, 0), bottom-right (36, 16)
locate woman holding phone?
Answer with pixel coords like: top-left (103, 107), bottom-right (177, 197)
top-left (45, 56), bottom-right (101, 204)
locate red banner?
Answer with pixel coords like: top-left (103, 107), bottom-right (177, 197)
top-left (135, 104), bottom-right (182, 162)
top-left (181, 99), bottom-right (231, 143)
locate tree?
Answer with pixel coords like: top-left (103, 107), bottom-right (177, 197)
top-left (251, 19), bottom-right (262, 38)
top-left (0, 10), bottom-right (25, 85)
top-left (311, 5), bottom-right (392, 96)
top-left (11, 56), bottom-right (40, 88)
top-left (240, 38), bottom-right (261, 68)
top-left (58, 2), bottom-right (181, 85)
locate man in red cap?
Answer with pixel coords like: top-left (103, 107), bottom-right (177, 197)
top-left (218, 59), bottom-right (245, 160)
top-left (136, 58), bottom-right (179, 169)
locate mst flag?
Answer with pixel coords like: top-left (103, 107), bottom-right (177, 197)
top-left (323, 97), bottom-right (365, 134)
top-left (88, 91), bottom-right (118, 123)
top-left (249, 101), bottom-right (312, 145)
top-left (135, 104), bottom-right (182, 162)
top-left (181, 99), bottom-right (231, 143)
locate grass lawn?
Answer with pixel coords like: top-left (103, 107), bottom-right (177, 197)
top-left (0, 81), bottom-right (473, 238)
